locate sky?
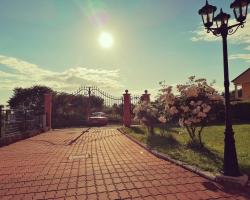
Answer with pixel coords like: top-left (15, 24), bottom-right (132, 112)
top-left (0, 0), bottom-right (250, 105)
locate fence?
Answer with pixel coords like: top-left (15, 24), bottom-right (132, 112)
top-left (0, 108), bottom-right (44, 139)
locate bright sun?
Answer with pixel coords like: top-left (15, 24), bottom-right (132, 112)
top-left (99, 32), bottom-right (114, 49)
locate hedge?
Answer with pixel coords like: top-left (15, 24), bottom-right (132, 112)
top-left (231, 101), bottom-right (250, 122)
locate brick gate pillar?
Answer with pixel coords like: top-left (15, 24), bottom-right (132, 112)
top-left (44, 93), bottom-right (52, 131)
top-left (0, 105), bottom-right (3, 138)
top-left (142, 90), bottom-right (150, 103)
top-left (123, 90), bottom-right (131, 127)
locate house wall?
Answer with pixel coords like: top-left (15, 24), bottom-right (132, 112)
top-left (233, 69), bottom-right (250, 85)
top-left (242, 82), bottom-right (250, 100)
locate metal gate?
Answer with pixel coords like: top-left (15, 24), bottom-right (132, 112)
top-left (0, 108), bottom-right (43, 138)
top-left (74, 86), bottom-right (124, 124)
top-left (131, 95), bottom-right (141, 125)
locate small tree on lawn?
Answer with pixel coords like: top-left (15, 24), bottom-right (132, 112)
top-left (159, 76), bottom-right (223, 147)
top-left (133, 101), bottom-right (159, 136)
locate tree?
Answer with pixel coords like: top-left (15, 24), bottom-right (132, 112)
top-left (159, 76), bottom-right (223, 147)
top-left (133, 101), bottom-right (159, 136)
top-left (89, 95), bottom-right (104, 111)
top-left (52, 93), bottom-right (104, 127)
top-left (8, 85), bottom-right (54, 113)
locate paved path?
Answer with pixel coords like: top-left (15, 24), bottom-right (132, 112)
top-left (0, 127), bottom-right (249, 200)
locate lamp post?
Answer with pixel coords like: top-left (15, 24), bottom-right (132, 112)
top-left (198, 0), bottom-right (250, 177)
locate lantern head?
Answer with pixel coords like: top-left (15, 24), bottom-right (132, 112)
top-left (198, 0), bottom-right (217, 28)
top-left (230, 0), bottom-right (250, 23)
top-left (214, 9), bottom-right (231, 28)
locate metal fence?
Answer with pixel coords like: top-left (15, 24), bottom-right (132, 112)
top-left (0, 108), bottom-right (44, 138)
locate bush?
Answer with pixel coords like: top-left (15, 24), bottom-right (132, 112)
top-left (158, 76), bottom-right (223, 147)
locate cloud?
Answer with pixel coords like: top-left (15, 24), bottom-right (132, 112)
top-left (0, 55), bottom-right (123, 92)
top-left (191, 23), bottom-right (219, 42)
top-left (192, 15), bottom-right (250, 63)
top-left (229, 54), bottom-right (250, 63)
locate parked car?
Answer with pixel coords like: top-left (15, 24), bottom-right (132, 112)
top-left (88, 112), bottom-right (108, 126)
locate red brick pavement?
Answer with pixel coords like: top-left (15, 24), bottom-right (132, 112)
top-left (0, 127), bottom-right (249, 200)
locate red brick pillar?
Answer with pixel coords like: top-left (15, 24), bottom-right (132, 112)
top-left (0, 105), bottom-right (3, 137)
top-left (123, 90), bottom-right (131, 127)
top-left (142, 90), bottom-right (150, 103)
top-left (44, 93), bottom-right (52, 130)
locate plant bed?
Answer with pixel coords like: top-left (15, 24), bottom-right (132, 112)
top-left (120, 124), bottom-right (250, 176)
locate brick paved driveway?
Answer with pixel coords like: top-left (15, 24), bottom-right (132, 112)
top-left (0, 127), bottom-right (249, 200)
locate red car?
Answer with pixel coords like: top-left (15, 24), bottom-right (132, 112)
top-left (88, 112), bottom-right (108, 126)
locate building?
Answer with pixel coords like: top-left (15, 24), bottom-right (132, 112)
top-left (232, 68), bottom-right (250, 101)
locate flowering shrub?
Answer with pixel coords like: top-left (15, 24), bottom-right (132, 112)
top-left (159, 76), bottom-right (223, 147)
top-left (133, 101), bottom-right (159, 135)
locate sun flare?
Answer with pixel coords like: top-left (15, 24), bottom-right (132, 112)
top-left (99, 32), bottom-right (114, 49)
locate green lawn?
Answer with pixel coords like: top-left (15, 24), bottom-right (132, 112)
top-left (122, 124), bottom-right (250, 175)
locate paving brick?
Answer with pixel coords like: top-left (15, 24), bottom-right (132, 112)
top-left (108, 191), bottom-right (119, 199)
top-left (0, 127), bottom-right (249, 200)
top-left (119, 190), bottom-right (131, 199)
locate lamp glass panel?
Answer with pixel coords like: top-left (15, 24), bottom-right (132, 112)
top-left (216, 19), bottom-right (222, 28)
top-left (223, 16), bottom-right (228, 25)
top-left (242, 5), bottom-right (247, 17)
top-left (224, 18), bottom-right (228, 25)
top-left (234, 7), bottom-right (241, 18)
top-left (208, 12), bottom-right (213, 23)
top-left (203, 14), bottom-right (208, 24)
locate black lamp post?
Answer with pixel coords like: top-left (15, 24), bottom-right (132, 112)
top-left (198, 0), bottom-right (250, 177)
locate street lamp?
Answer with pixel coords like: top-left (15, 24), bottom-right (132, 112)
top-left (198, 0), bottom-right (250, 177)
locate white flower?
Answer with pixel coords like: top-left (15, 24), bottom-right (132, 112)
top-left (180, 106), bottom-right (189, 113)
top-left (201, 103), bottom-right (207, 108)
top-left (179, 119), bottom-right (184, 127)
top-left (197, 112), bottom-right (207, 118)
top-left (197, 100), bottom-right (203, 105)
top-left (192, 106), bottom-right (201, 114)
top-left (190, 117), bottom-right (201, 123)
top-left (184, 120), bottom-right (191, 125)
top-left (169, 106), bottom-right (178, 115)
top-left (186, 86), bottom-right (198, 97)
top-left (190, 101), bottom-right (195, 106)
top-left (208, 94), bottom-right (224, 101)
top-left (158, 116), bottom-right (167, 123)
top-left (203, 106), bottom-right (211, 113)
top-left (195, 118), bottom-right (201, 123)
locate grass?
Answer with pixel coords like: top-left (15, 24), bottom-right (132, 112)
top-left (122, 124), bottom-right (250, 175)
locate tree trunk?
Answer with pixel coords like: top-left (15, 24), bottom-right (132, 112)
top-left (149, 125), bottom-right (154, 136)
top-left (198, 126), bottom-right (204, 147)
